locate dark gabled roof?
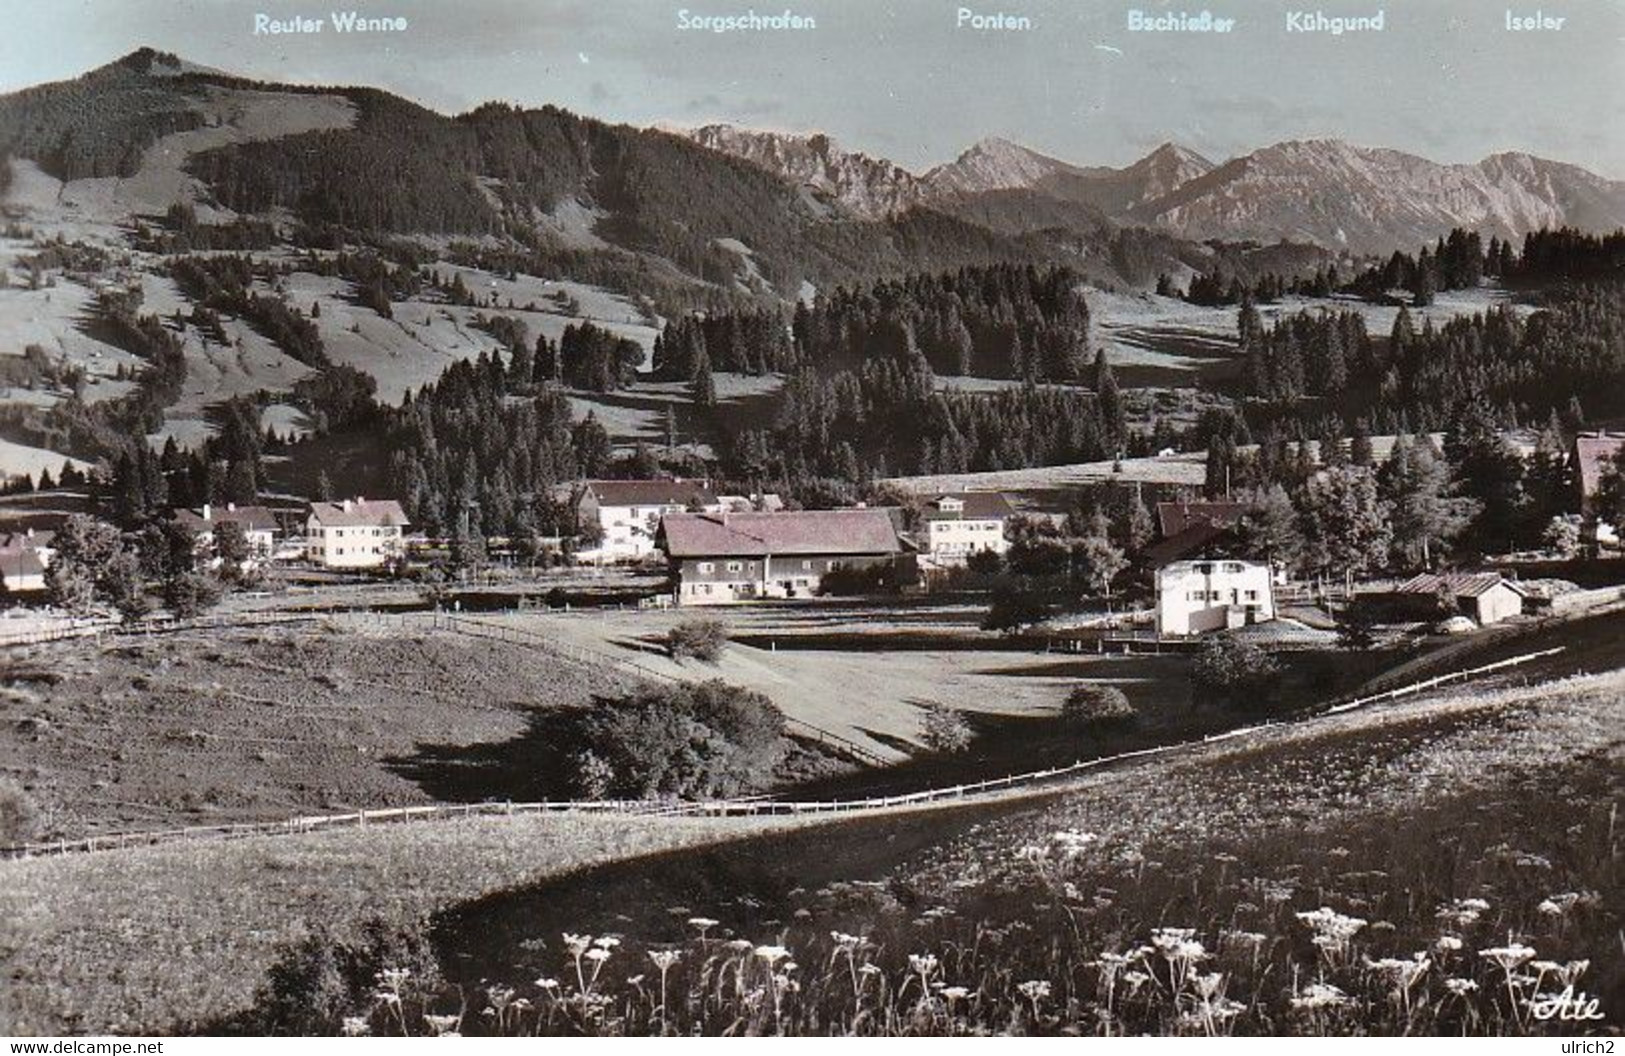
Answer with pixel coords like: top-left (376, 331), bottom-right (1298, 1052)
top-left (172, 504), bottom-right (279, 533)
top-left (1141, 521), bottom-right (1239, 569)
top-left (919, 491), bottom-right (1015, 522)
top-left (660, 510), bottom-right (902, 558)
top-left (1395, 572), bottom-right (1528, 599)
top-left (1573, 435), bottom-right (1625, 502)
top-left (1156, 501), bottom-right (1254, 538)
top-left (307, 499), bottom-right (409, 528)
top-left (583, 479), bottom-right (718, 507)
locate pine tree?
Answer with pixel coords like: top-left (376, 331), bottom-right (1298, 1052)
top-left (1379, 433), bottom-right (1458, 569)
top-left (1297, 467), bottom-right (1392, 585)
top-left (1094, 349), bottom-right (1124, 447)
top-left (1237, 483), bottom-right (1303, 571)
top-left (1237, 296), bottom-right (1264, 351)
top-left (1349, 420), bottom-right (1375, 466)
top-left (691, 346), bottom-right (717, 408)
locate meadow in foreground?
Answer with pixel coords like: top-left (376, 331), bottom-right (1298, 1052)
top-left (253, 673), bottom-right (1621, 1036)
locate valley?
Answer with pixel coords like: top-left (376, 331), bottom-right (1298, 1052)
top-left (0, 25), bottom-right (1620, 1042)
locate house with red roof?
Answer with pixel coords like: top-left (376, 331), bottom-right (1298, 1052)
top-left (658, 509), bottom-right (906, 605)
top-left (0, 527), bottom-right (54, 596)
top-left (0, 547), bottom-right (47, 595)
top-left (1572, 433), bottom-right (1625, 548)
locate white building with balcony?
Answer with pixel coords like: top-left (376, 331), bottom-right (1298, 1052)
top-left (915, 491), bottom-right (1013, 564)
top-left (1155, 558), bottom-right (1276, 636)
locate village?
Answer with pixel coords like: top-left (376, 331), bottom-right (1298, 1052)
top-left (4, 426), bottom-right (1623, 640)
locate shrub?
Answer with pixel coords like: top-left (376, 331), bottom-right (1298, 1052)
top-left (578, 680), bottom-right (784, 799)
top-left (1190, 633), bottom-right (1282, 707)
top-left (249, 918), bottom-right (441, 1035)
top-left (965, 548), bottom-right (1004, 575)
top-left (920, 703), bottom-right (973, 753)
top-left (666, 618), bottom-right (727, 662)
top-left (982, 583), bottom-right (1052, 633)
top-left (573, 749), bottom-right (614, 800)
top-left (1334, 602), bottom-right (1379, 651)
top-left (1062, 684), bottom-right (1136, 728)
top-left (164, 571), bottom-right (223, 618)
top-left (0, 778), bottom-right (40, 844)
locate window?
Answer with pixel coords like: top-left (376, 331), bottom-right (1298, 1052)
top-left (726, 561), bottom-right (742, 573)
top-left (1225, 562), bottom-right (1245, 574)
top-left (1245, 589), bottom-right (1258, 600)
top-left (802, 560), bottom-right (813, 570)
top-left (1195, 562), bottom-right (1213, 575)
top-left (698, 562), bottom-right (714, 573)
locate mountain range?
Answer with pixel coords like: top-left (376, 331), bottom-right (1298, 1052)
top-left (1, 48), bottom-right (1622, 310)
top-left (681, 125), bottom-right (1625, 255)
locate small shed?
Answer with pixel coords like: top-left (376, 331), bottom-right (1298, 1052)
top-left (1394, 572), bottom-right (1528, 627)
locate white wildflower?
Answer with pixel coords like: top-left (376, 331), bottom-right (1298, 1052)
top-left (1291, 982), bottom-right (1351, 1011)
top-left (422, 1013), bottom-right (461, 1037)
top-left (1479, 944), bottom-right (1536, 971)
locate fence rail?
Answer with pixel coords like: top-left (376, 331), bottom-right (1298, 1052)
top-left (0, 644), bottom-right (1564, 860)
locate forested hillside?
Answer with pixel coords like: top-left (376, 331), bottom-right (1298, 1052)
top-left (184, 90), bottom-right (1060, 301)
top-left (0, 49), bottom-right (208, 180)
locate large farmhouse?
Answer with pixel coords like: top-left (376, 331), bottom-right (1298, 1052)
top-left (576, 479), bottom-right (722, 562)
top-left (306, 498), bottom-right (408, 569)
top-left (1155, 558), bottom-right (1276, 636)
top-left (914, 491), bottom-right (1013, 565)
top-left (659, 509), bottom-right (905, 605)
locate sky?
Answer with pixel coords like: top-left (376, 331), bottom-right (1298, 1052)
top-left (2, 0), bottom-right (1622, 176)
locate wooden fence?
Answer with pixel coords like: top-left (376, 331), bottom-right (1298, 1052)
top-left (0, 644), bottom-right (1564, 859)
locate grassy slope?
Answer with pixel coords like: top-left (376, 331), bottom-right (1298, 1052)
top-left (2, 666), bottom-right (1617, 1035)
top-left (0, 621), bottom-right (639, 835)
top-left (413, 670), bottom-right (1623, 1037)
top-left (0, 811), bottom-right (808, 1035)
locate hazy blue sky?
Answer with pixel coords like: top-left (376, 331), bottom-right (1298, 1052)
top-left (3, 0), bottom-right (1622, 175)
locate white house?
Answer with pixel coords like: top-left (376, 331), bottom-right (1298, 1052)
top-left (1155, 558), bottom-right (1276, 636)
top-left (916, 491), bottom-right (1013, 564)
top-left (306, 498), bottom-right (408, 568)
top-left (575, 479), bottom-right (722, 562)
top-left (172, 503), bottom-right (279, 564)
